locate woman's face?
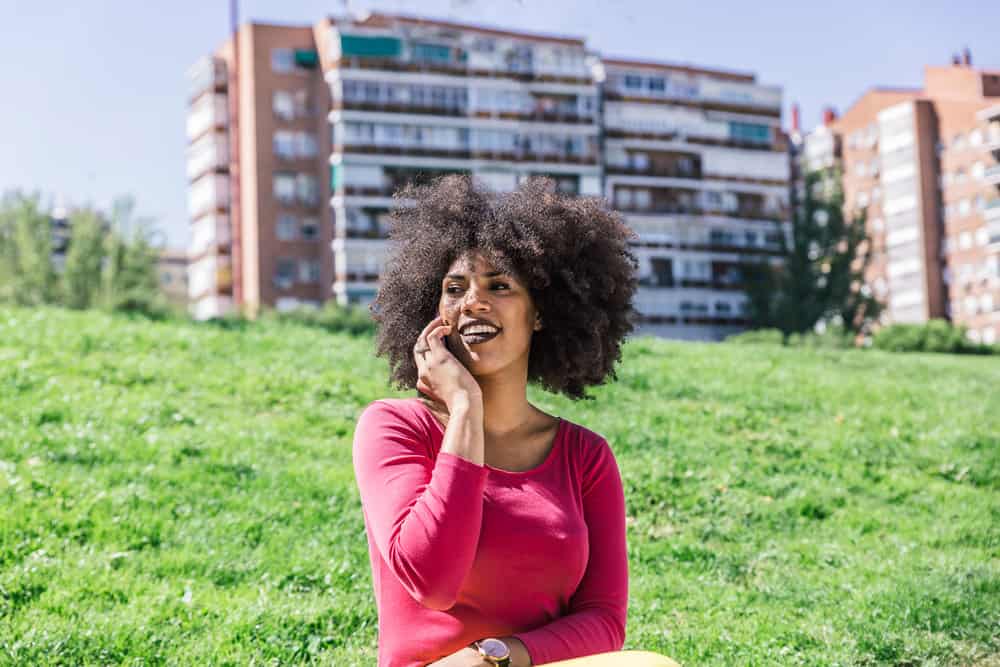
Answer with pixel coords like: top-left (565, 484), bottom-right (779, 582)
top-left (438, 251), bottom-right (540, 378)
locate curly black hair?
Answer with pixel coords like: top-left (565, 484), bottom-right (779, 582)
top-left (371, 175), bottom-right (638, 400)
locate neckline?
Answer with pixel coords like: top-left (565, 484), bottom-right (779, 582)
top-left (413, 398), bottom-right (565, 476)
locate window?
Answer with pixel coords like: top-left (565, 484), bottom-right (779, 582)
top-left (970, 129), bottom-right (983, 146)
top-left (959, 199), bottom-right (971, 217)
top-left (631, 152), bottom-right (649, 171)
top-left (972, 162), bottom-right (985, 180)
top-left (271, 48), bottom-right (295, 73)
top-left (647, 77), bottom-right (665, 93)
top-left (273, 91), bottom-right (295, 120)
top-left (297, 173), bottom-right (319, 206)
top-left (952, 132), bottom-right (966, 151)
top-left (615, 188), bottom-right (634, 208)
top-left (729, 122), bottom-right (771, 144)
top-left (300, 217), bottom-right (319, 241)
top-left (715, 301), bottom-right (732, 314)
top-left (296, 132), bottom-right (318, 157)
top-left (299, 259), bottom-right (321, 283)
top-left (412, 43), bottom-right (452, 63)
top-left (274, 258), bottom-right (297, 288)
top-left (274, 130), bottom-right (296, 158)
top-left (274, 172), bottom-right (297, 204)
top-left (976, 227), bottom-right (989, 246)
top-left (982, 294), bottom-right (995, 313)
top-left (959, 231), bottom-right (972, 249)
top-left (856, 161), bottom-right (867, 177)
top-left (277, 214), bottom-right (298, 240)
top-left (650, 257), bottom-right (673, 287)
top-left (634, 189), bottom-right (652, 210)
top-left (624, 75), bottom-right (643, 90)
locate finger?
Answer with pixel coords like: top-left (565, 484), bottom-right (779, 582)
top-left (425, 324), bottom-right (452, 353)
top-left (415, 316), bottom-right (445, 349)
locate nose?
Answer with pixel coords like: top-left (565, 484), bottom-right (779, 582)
top-left (462, 282), bottom-right (491, 313)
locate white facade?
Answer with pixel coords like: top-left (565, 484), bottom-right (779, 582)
top-left (325, 18), bottom-right (602, 306)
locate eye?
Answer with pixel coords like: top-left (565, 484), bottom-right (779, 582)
top-left (445, 284), bottom-right (463, 294)
top-left (491, 282), bottom-right (510, 290)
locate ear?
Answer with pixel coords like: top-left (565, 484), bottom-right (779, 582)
top-left (533, 312), bottom-right (543, 331)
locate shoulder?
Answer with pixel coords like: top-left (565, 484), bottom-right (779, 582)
top-left (353, 398), bottom-right (438, 453)
top-left (560, 418), bottom-right (616, 466)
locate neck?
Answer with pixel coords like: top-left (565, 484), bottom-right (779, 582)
top-left (471, 362), bottom-right (537, 448)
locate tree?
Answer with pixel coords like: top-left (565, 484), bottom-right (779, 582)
top-left (0, 191), bottom-right (168, 317)
top-left (101, 196), bottom-right (165, 316)
top-left (741, 168), bottom-right (882, 343)
top-left (0, 191), bottom-right (58, 305)
top-left (61, 208), bottom-right (106, 309)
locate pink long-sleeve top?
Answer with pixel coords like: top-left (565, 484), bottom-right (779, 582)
top-left (351, 398), bottom-right (629, 667)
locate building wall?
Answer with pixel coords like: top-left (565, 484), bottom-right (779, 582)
top-left (824, 65), bottom-right (1000, 342)
top-left (186, 13), bottom-right (788, 341)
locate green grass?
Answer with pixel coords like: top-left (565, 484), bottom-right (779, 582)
top-left (1, 305), bottom-right (998, 666)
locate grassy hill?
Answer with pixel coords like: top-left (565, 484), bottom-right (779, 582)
top-left (1, 306), bottom-right (998, 666)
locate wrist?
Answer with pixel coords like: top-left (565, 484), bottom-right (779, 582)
top-left (446, 389), bottom-right (483, 413)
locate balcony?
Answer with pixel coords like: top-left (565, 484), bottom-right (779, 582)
top-left (186, 132), bottom-right (229, 182)
top-left (188, 56), bottom-right (226, 102)
top-left (187, 94), bottom-right (228, 141)
top-left (188, 173), bottom-right (229, 220)
top-left (189, 214), bottom-right (231, 259)
top-left (187, 254), bottom-right (232, 301)
top-left (986, 198), bottom-right (1000, 221)
top-left (984, 164), bottom-right (1000, 186)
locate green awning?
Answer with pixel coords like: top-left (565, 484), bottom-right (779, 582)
top-left (294, 49), bottom-right (318, 68)
top-left (340, 34), bottom-right (402, 58)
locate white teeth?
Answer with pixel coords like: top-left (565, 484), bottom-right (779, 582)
top-left (462, 325), bottom-right (499, 335)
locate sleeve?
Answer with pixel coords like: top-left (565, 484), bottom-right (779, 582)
top-left (352, 400), bottom-right (489, 611)
top-left (512, 437), bottom-right (628, 664)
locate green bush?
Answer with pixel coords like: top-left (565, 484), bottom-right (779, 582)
top-left (726, 325), bottom-right (856, 349)
top-left (872, 319), bottom-right (996, 355)
top-left (724, 328), bottom-right (785, 345)
top-left (262, 302), bottom-right (376, 336)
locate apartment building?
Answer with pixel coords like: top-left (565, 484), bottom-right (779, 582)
top-left (186, 24), bottom-right (330, 320)
top-left (320, 13), bottom-right (602, 306)
top-left (821, 54), bottom-right (1000, 342)
top-left (157, 249), bottom-right (189, 308)
top-left (185, 12), bottom-right (787, 342)
top-left (601, 59), bottom-right (789, 339)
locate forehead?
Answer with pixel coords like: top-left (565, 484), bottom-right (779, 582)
top-left (444, 251), bottom-right (509, 276)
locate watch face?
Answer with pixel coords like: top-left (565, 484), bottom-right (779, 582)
top-left (480, 638), bottom-right (510, 659)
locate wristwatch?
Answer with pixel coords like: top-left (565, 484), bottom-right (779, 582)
top-left (475, 638), bottom-right (511, 666)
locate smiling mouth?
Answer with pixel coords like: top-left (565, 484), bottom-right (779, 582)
top-left (461, 329), bottom-right (500, 345)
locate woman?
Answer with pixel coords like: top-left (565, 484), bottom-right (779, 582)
top-left (352, 176), bottom-right (677, 667)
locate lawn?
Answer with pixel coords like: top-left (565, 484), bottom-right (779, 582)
top-left (1, 305), bottom-right (998, 666)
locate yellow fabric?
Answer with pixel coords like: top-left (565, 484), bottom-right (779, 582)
top-left (537, 650), bottom-right (680, 666)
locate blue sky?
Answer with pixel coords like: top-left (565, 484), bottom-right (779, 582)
top-left (2, 0), bottom-right (999, 249)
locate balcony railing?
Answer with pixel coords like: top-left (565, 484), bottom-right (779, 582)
top-left (338, 142), bottom-right (598, 165)
top-left (188, 56), bottom-right (227, 102)
top-left (333, 56), bottom-right (593, 86)
top-left (606, 165), bottom-right (702, 179)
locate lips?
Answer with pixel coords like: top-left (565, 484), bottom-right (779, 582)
top-left (458, 319), bottom-right (501, 345)
top-left (461, 329), bottom-right (500, 345)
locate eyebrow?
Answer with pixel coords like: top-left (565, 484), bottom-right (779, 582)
top-left (444, 271), bottom-right (507, 280)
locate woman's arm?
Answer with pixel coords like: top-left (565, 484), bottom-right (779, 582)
top-left (353, 399), bottom-right (487, 611)
top-left (509, 438), bottom-right (629, 664)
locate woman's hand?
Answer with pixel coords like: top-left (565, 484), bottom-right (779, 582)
top-left (425, 645), bottom-right (487, 666)
top-left (414, 315), bottom-right (482, 411)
